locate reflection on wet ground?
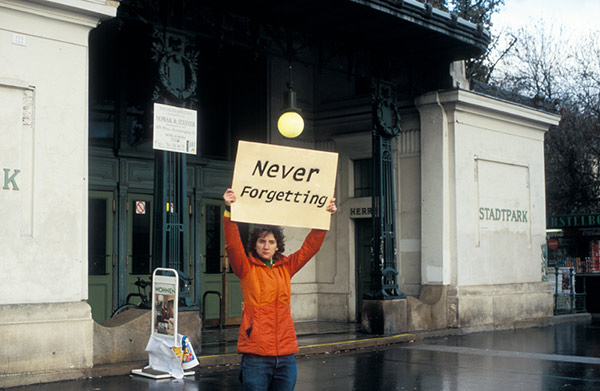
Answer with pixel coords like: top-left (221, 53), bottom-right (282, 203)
top-left (10, 320), bottom-right (600, 391)
top-left (200, 321), bottom-right (363, 355)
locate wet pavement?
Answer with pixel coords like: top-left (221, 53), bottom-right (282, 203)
top-left (199, 320), bottom-right (363, 356)
top-left (6, 316), bottom-right (600, 390)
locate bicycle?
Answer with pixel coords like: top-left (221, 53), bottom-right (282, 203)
top-left (111, 277), bottom-right (152, 317)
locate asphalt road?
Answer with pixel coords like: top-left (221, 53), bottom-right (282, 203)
top-left (8, 321), bottom-right (600, 390)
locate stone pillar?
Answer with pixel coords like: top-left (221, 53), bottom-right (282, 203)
top-left (362, 299), bottom-right (408, 335)
top-left (0, 1), bottom-right (117, 387)
top-left (414, 92), bottom-right (454, 286)
top-left (415, 89), bottom-right (559, 330)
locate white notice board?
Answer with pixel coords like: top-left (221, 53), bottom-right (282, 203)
top-left (153, 103), bottom-right (197, 155)
top-left (151, 268), bottom-right (179, 345)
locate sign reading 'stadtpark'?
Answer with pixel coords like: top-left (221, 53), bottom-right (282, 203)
top-left (479, 207), bottom-right (528, 223)
top-left (2, 168), bottom-right (19, 190)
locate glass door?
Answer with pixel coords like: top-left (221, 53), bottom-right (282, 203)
top-left (88, 191), bottom-right (115, 322)
top-left (355, 218), bottom-right (372, 321)
top-left (126, 193), bottom-right (153, 306)
top-left (201, 199), bottom-right (242, 326)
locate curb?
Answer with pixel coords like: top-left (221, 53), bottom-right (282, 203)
top-left (298, 333), bottom-right (418, 356)
top-left (87, 333), bottom-right (421, 376)
top-left (191, 332), bottom-right (420, 373)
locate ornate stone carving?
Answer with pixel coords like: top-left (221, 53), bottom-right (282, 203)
top-left (151, 30), bottom-right (199, 104)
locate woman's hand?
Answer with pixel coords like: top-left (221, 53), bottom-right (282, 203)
top-left (223, 188), bottom-right (236, 207)
top-left (326, 197), bottom-right (337, 214)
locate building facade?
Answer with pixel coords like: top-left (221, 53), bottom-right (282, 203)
top-left (0, 0), bottom-right (559, 387)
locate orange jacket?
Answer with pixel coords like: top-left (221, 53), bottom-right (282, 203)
top-left (223, 212), bottom-right (327, 356)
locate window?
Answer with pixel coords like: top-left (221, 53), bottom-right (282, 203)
top-left (205, 204), bottom-right (222, 274)
top-left (354, 158), bottom-right (373, 197)
top-left (89, 198), bottom-right (108, 275)
top-left (132, 200), bottom-right (152, 275)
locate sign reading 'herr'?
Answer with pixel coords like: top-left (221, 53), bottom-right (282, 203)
top-left (231, 141), bottom-right (338, 230)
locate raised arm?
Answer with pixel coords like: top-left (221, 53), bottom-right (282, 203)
top-left (222, 188), bottom-right (250, 278)
top-left (286, 197), bottom-right (337, 276)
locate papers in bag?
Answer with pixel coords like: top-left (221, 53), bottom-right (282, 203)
top-left (171, 336), bottom-right (199, 370)
top-left (181, 335), bottom-right (199, 369)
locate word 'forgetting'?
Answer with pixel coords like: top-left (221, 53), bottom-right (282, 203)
top-left (240, 186), bottom-right (328, 208)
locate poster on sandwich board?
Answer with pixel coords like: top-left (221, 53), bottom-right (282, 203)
top-left (230, 140), bottom-right (338, 230)
top-left (151, 268), bottom-right (179, 345)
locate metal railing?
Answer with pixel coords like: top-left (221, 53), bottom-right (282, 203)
top-left (201, 290), bottom-right (223, 331)
top-left (548, 266), bottom-right (587, 315)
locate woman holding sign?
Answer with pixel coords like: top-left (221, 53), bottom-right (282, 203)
top-left (222, 188), bottom-right (336, 391)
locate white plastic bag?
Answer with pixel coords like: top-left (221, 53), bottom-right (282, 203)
top-left (144, 334), bottom-right (184, 379)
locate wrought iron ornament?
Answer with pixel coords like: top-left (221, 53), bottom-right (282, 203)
top-left (367, 82), bottom-right (405, 300)
top-left (152, 30), bottom-right (199, 104)
top-left (374, 85), bottom-right (402, 138)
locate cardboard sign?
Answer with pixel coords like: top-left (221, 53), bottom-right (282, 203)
top-left (231, 141), bottom-right (338, 230)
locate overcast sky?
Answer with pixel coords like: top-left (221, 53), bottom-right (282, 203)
top-left (491, 0), bottom-right (600, 40)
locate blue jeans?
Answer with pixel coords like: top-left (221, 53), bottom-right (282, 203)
top-left (240, 353), bottom-right (297, 391)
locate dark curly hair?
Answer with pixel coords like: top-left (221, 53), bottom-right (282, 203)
top-left (248, 225), bottom-right (285, 259)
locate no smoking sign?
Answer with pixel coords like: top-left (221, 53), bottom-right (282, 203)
top-left (136, 201), bottom-right (146, 215)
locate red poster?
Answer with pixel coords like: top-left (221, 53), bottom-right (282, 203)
top-left (592, 241), bottom-right (600, 271)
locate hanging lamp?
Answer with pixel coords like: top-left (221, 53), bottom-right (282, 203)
top-left (277, 64), bottom-right (304, 138)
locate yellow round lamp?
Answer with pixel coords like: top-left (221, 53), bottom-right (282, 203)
top-left (277, 111), bottom-right (304, 138)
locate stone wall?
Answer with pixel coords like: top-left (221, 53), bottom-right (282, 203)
top-left (407, 283), bottom-right (554, 332)
top-left (0, 1), bottom-right (116, 387)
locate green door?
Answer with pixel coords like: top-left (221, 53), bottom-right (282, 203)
top-left (88, 191), bottom-right (115, 322)
top-left (126, 193), bottom-right (153, 305)
top-left (355, 218), bottom-right (372, 321)
top-left (201, 199), bottom-right (242, 326)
